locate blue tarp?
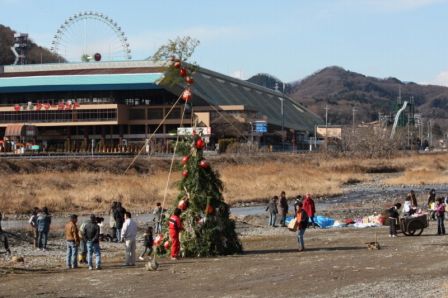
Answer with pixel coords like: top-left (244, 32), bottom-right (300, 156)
top-left (285, 215), bottom-right (335, 229)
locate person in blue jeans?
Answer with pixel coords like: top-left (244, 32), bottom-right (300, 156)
top-left (295, 202), bottom-right (309, 251)
top-left (37, 207), bottom-right (51, 251)
top-left (83, 214), bottom-right (101, 270)
top-left (64, 214), bottom-right (80, 269)
top-left (265, 196), bottom-right (278, 227)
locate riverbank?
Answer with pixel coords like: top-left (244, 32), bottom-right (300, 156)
top-left (1, 219), bottom-right (448, 297)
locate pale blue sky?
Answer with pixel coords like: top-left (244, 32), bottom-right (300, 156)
top-left (1, 0), bottom-right (448, 85)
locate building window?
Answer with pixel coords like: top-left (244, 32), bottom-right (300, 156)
top-left (148, 108), bottom-right (163, 120)
top-left (129, 125), bottom-right (146, 134)
top-left (166, 108), bottom-right (181, 119)
top-left (129, 109), bottom-right (145, 120)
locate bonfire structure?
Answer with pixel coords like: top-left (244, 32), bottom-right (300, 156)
top-left (151, 37), bottom-right (242, 257)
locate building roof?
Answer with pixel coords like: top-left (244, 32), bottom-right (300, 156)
top-left (188, 67), bottom-right (323, 132)
top-left (0, 73), bottom-right (163, 93)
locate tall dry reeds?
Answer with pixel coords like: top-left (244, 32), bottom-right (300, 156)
top-left (0, 152), bottom-right (446, 213)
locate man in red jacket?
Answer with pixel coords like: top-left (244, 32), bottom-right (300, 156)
top-left (169, 208), bottom-right (183, 260)
top-left (303, 193), bottom-right (316, 228)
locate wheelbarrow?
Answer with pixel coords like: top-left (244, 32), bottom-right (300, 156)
top-left (398, 214), bottom-right (429, 236)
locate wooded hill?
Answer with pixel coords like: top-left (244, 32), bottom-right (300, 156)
top-left (0, 24), bottom-right (64, 65)
top-left (248, 67), bottom-right (448, 130)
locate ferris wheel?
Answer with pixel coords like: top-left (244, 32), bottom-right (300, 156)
top-left (50, 11), bottom-right (132, 62)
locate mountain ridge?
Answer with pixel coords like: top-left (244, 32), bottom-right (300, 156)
top-left (248, 67), bottom-right (448, 130)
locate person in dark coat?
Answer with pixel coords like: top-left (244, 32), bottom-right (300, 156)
top-left (0, 212), bottom-right (11, 255)
top-left (265, 196), bottom-right (278, 227)
top-left (388, 203), bottom-right (402, 237)
top-left (113, 202), bottom-right (126, 242)
top-left (278, 191), bottom-right (289, 227)
top-left (83, 214), bottom-right (101, 270)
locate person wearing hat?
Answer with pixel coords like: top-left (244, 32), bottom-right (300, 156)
top-left (64, 214), bottom-right (80, 269)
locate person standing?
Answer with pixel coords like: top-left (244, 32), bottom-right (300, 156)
top-left (109, 202), bottom-right (117, 242)
top-left (294, 195), bottom-right (303, 214)
top-left (278, 191), bottom-right (289, 227)
top-left (64, 214), bottom-right (80, 269)
top-left (37, 207), bottom-right (51, 251)
top-left (295, 202), bottom-right (309, 251)
top-left (428, 189), bottom-right (437, 220)
top-left (139, 226), bottom-right (154, 261)
top-left (409, 190), bottom-right (418, 208)
top-left (113, 202), bottom-right (126, 242)
top-left (435, 197), bottom-right (445, 235)
top-left (28, 207), bottom-right (39, 248)
top-left (388, 203), bottom-right (402, 237)
top-left (83, 214), bottom-right (101, 270)
top-left (265, 196), bottom-right (278, 227)
top-left (78, 218), bottom-right (88, 264)
top-left (0, 211), bottom-right (11, 255)
top-left (153, 202), bottom-right (163, 234)
top-left (169, 208), bottom-right (183, 260)
top-left (303, 193), bottom-right (316, 228)
top-left (121, 212), bottom-right (138, 266)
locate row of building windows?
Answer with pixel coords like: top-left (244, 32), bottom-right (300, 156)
top-left (129, 108), bottom-right (182, 120)
top-left (0, 109), bottom-right (117, 123)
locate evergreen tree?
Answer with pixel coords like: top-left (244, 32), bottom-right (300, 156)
top-left (152, 37), bottom-right (242, 257)
top-left (173, 134), bottom-right (242, 257)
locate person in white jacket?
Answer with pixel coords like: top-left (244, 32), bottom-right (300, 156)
top-left (121, 212), bottom-right (138, 266)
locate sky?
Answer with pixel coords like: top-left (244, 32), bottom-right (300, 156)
top-left (1, 0), bottom-right (448, 86)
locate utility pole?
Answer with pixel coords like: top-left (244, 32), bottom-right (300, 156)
top-left (324, 104), bottom-right (329, 148)
top-left (281, 97), bottom-right (284, 151)
top-left (352, 107), bottom-right (357, 133)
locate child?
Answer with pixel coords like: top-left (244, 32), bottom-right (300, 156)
top-left (169, 208), bottom-right (183, 260)
top-left (139, 226), bottom-right (154, 261)
top-left (435, 197), bottom-right (445, 235)
top-left (388, 203), bottom-right (402, 237)
top-left (96, 217), bottom-right (113, 242)
top-left (153, 202), bottom-right (163, 234)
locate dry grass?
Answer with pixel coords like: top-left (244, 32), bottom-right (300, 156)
top-left (1, 152), bottom-right (447, 214)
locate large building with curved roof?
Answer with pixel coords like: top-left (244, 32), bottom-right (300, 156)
top-left (0, 60), bottom-right (322, 152)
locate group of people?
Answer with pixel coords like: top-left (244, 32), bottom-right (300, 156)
top-left (64, 210), bottom-right (138, 270)
top-left (388, 189), bottom-right (448, 237)
top-left (265, 191), bottom-right (316, 251)
top-left (28, 207), bottom-right (52, 250)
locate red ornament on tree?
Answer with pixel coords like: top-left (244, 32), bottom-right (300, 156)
top-left (154, 234), bottom-right (163, 246)
top-left (174, 61), bottom-right (181, 68)
top-left (179, 68), bottom-right (187, 77)
top-left (205, 204), bottom-right (215, 215)
top-left (178, 199), bottom-right (188, 210)
top-left (181, 156), bottom-right (189, 165)
top-left (182, 170), bottom-right (189, 178)
top-left (199, 160), bottom-right (209, 169)
top-left (163, 241), bottom-right (170, 250)
top-left (185, 76), bottom-right (194, 85)
top-left (182, 89), bottom-right (192, 102)
top-left (195, 138), bottom-right (205, 149)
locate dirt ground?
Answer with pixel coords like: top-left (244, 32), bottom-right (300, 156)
top-left (1, 223), bottom-right (448, 298)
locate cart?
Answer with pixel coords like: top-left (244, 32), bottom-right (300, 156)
top-left (398, 214), bottom-right (429, 236)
